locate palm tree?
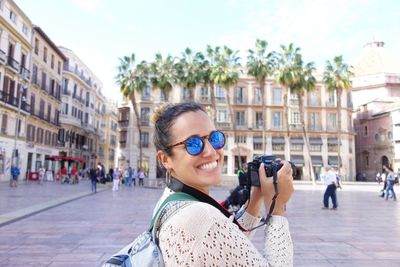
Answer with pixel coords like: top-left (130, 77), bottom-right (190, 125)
top-left (176, 48), bottom-right (204, 101)
top-left (323, 55), bottom-right (352, 178)
top-left (276, 43), bottom-right (302, 161)
top-left (291, 56), bottom-right (317, 183)
top-left (211, 46), bottom-right (241, 167)
top-left (247, 39), bottom-right (276, 154)
top-left (116, 53), bottom-right (149, 169)
top-left (150, 53), bottom-right (177, 102)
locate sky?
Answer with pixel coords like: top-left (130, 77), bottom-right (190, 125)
top-left (15, 0), bottom-right (400, 101)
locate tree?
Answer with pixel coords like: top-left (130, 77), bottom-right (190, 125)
top-left (276, 43), bottom-right (302, 160)
top-left (176, 48), bottom-right (204, 101)
top-left (211, 46), bottom-right (241, 167)
top-left (150, 53), bottom-right (178, 102)
top-left (116, 53), bottom-right (149, 169)
top-left (323, 55), bottom-right (353, 178)
top-left (247, 39), bottom-right (276, 154)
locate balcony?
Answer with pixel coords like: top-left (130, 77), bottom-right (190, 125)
top-left (199, 96), bottom-right (210, 104)
top-left (234, 97), bottom-right (247, 105)
top-left (0, 90), bottom-right (30, 112)
top-left (7, 56), bottom-right (20, 73)
top-left (0, 49), bottom-right (6, 64)
top-left (119, 120), bottom-right (129, 127)
top-left (20, 66), bottom-right (30, 81)
top-left (216, 122), bottom-right (230, 129)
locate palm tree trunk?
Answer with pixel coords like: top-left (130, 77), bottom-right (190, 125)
top-left (225, 87), bottom-right (241, 168)
top-left (336, 88), bottom-right (342, 178)
top-left (298, 93), bottom-right (315, 184)
top-left (130, 92), bottom-right (142, 169)
top-left (283, 89), bottom-right (291, 161)
top-left (260, 78), bottom-right (267, 154)
top-left (210, 82), bottom-right (217, 123)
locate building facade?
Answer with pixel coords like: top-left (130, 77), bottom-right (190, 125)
top-left (25, 26), bottom-right (66, 174)
top-left (102, 99), bottom-right (118, 172)
top-left (0, 0), bottom-right (32, 181)
top-left (59, 46), bottom-right (106, 170)
top-left (118, 73), bottom-right (356, 182)
top-left (352, 41), bottom-right (400, 180)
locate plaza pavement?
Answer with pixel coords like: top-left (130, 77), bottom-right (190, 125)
top-left (0, 178), bottom-right (399, 266)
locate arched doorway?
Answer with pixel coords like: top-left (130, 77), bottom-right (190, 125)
top-left (381, 156), bottom-right (389, 171)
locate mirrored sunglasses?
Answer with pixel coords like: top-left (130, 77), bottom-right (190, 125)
top-left (168, 130), bottom-right (225, 156)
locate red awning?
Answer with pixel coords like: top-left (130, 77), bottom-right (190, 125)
top-left (46, 155), bottom-right (86, 162)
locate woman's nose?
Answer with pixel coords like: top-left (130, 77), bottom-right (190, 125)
top-left (201, 139), bottom-right (217, 156)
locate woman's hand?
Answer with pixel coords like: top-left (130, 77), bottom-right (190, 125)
top-left (259, 161), bottom-right (294, 216)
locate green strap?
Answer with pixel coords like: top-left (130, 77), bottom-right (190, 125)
top-left (149, 192), bottom-right (198, 230)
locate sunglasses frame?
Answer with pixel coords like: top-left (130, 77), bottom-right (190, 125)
top-left (168, 130), bottom-right (225, 156)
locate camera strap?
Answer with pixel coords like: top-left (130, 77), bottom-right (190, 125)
top-left (246, 164), bottom-right (279, 231)
top-left (168, 176), bottom-right (246, 231)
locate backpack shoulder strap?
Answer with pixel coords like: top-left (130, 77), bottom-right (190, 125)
top-left (150, 192), bottom-right (197, 243)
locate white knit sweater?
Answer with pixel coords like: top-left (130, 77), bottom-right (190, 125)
top-left (158, 201), bottom-right (293, 267)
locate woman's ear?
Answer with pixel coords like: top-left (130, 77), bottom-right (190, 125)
top-left (157, 151), bottom-right (171, 170)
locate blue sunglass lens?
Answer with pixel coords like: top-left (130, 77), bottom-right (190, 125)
top-left (185, 137), bottom-right (204, 155)
top-left (209, 131), bottom-right (225, 149)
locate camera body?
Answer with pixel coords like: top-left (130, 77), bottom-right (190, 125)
top-left (244, 155), bottom-right (296, 187)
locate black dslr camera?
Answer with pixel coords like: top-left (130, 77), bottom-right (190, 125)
top-left (244, 155), bottom-right (297, 187)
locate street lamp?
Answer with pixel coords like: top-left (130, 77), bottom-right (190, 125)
top-left (10, 74), bottom-right (25, 186)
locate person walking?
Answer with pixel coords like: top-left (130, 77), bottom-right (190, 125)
top-left (384, 165), bottom-right (397, 201)
top-left (10, 165), bottom-right (20, 187)
top-left (89, 167), bottom-right (98, 193)
top-left (379, 169), bottom-right (388, 197)
top-left (112, 167), bottom-right (120, 191)
top-left (138, 168), bottom-right (145, 186)
top-left (322, 166), bottom-right (338, 210)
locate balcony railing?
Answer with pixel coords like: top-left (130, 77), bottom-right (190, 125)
top-left (20, 66), bottom-right (30, 81)
top-left (7, 56), bottom-right (20, 72)
top-left (0, 49), bottom-right (6, 64)
top-left (0, 90), bottom-right (30, 112)
top-left (119, 120), bottom-right (129, 127)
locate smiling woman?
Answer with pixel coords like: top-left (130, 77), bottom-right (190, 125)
top-left (149, 102), bottom-right (294, 266)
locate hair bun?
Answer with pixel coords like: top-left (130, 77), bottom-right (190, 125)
top-left (151, 103), bottom-right (172, 124)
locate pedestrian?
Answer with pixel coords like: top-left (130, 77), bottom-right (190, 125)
top-left (60, 166), bottom-right (68, 183)
top-left (384, 165), bottom-right (397, 201)
top-left (150, 102), bottom-right (294, 266)
top-left (127, 166), bottom-right (133, 186)
top-left (322, 166), bottom-right (338, 210)
top-left (112, 167), bottom-right (120, 191)
top-left (123, 167), bottom-right (130, 186)
top-left (38, 166), bottom-right (45, 183)
top-left (89, 168), bottom-right (98, 193)
top-left (138, 168), bottom-right (145, 186)
top-left (379, 170), bottom-right (387, 197)
top-left (71, 165), bottom-right (78, 184)
top-left (10, 165), bottom-right (20, 187)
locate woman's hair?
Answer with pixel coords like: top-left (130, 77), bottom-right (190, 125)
top-left (151, 102), bottom-right (206, 155)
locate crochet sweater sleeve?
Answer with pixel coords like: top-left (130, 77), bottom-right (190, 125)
top-left (159, 202), bottom-right (293, 267)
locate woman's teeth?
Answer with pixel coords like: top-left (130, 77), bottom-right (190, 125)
top-left (199, 161), bottom-right (217, 170)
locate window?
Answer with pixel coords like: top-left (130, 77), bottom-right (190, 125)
top-left (309, 112), bottom-right (319, 130)
top-left (216, 86), bottom-right (225, 103)
top-left (235, 135), bottom-right (246, 143)
top-left (388, 131), bottom-right (393, 140)
top-left (47, 104), bottom-right (51, 121)
top-left (217, 110), bottom-right (228, 122)
top-left (273, 88), bottom-right (282, 104)
top-left (57, 61), bottom-right (61, 75)
top-left (254, 87), bottom-right (262, 104)
top-left (235, 87), bottom-right (244, 104)
top-left (182, 87), bottom-right (190, 100)
top-left (142, 85), bottom-right (151, 100)
top-left (22, 24), bottom-right (28, 36)
top-left (375, 133), bottom-right (379, 142)
top-left (41, 72), bottom-right (47, 91)
top-left (289, 93), bottom-right (299, 106)
top-left (291, 144), bottom-right (303, 151)
top-left (328, 144), bottom-right (338, 152)
top-left (290, 111), bottom-right (300, 125)
top-left (327, 91), bottom-right (335, 106)
top-left (308, 90), bottom-right (320, 106)
top-left (364, 126), bottom-right (368, 136)
top-left (1, 114), bottom-right (7, 134)
top-left (310, 144), bottom-right (321, 152)
top-left (327, 113), bottom-right (337, 130)
top-left (141, 107), bottom-right (150, 126)
top-left (51, 55), bottom-right (54, 69)
top-left (9, 10), bottom-right (16, 23)
top-left (34, 38), bottom-right (39, 55)
top-left (272, 143), bottom-right (285, 151)
top-left (255, 112), bottom-right (263, 128)
top-left (236, 111), bottom-right (245, 126)
top-left (43, 47), bottom-right (47, 62)
top-left (141, 132), bottom-right (149, 148)
top-left (253, 136), bottom-right (262, 150)
top-left (200, 87), bottom-right (208, 101)
top-left (62, 103), bottom-right (68, 115)
top-left (272, 112), bottom-right (282, 128)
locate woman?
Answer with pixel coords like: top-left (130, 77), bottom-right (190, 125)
top-left (384, 165), bottom-right (396, 201)
top-left (153, 102), bottom-right (294, 266)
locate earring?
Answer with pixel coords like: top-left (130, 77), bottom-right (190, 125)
top-left (166, 169), bottom-right (171, 186)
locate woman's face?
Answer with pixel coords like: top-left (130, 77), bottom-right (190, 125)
top-left (159, 110), bottom-right (224, 193)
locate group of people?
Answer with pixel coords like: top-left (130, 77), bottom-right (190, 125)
top-left (60, 165), bottom-right (80, 184)
top-left (377, 165), bottom-right (398, 201)
top-left (112, 167), bottom-right (146, 191)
